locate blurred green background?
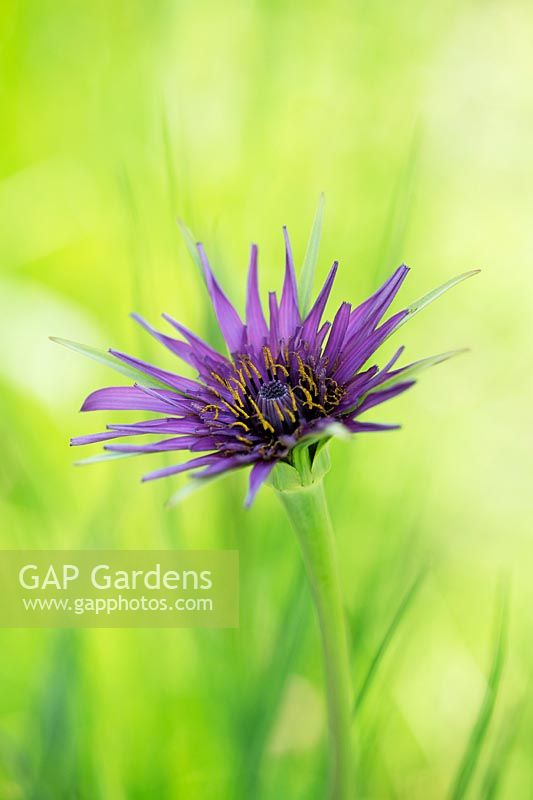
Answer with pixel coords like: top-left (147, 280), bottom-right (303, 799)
top-left (1, 0), bottom-right (532, 797)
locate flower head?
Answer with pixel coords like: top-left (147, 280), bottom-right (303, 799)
top-left (66, 223), bottom-right (476, 506)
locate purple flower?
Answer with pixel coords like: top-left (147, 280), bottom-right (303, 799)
top-left (67, 226), bottom-right (476, 506)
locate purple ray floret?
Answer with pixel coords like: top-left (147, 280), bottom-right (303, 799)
top-left (71, 228), bottom-right (468, 506)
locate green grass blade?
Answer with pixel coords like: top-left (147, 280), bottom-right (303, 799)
top-left (50, 336), bottom-right (171, 389)
top-left (25, 632), bottom-right (91, 800)
top-left (353, 567), bottom-right (426, 716)
top-left (177, 217), bottom-right (204, 278)
top-left (117, 166), bottom-right (145, 320)
top-left (373, 124), bottom-right (421, 285)
top-left (162, 109), bottom-right (178, 215)
top-left (237, 567), bottom-right (310, 798)
top-left (299, 193), bottom-right (325, 317)
top-left (448, 579), bottom-right (510, 800)
top-left (480, 703), bottom-right (524, 800)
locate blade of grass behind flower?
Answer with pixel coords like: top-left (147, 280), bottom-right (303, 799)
top-left (162, 105), bottom-right (194, 226)
top-left (373, 124), bottom-right (421, 285)
top-left (480, 702), bottom-right (524, 800)
top-left (164, 118), bottom-right (226, 356)
top-left (177, 217), bottom-right (204, 277)
top-left (299, 193), bottom-right (325, 317)
top-left (24, 632), bottom-right (96, 800)
top-left (353, 565), bottom-right (426, 716)
top-left (448, 579), bottom-right (510, 800)
top-left (236, 566), bottom-right (311, 799)
top-left (162, 108), bottom-right (178, 217)
top-left (117, 166), bottom-right (146, 328)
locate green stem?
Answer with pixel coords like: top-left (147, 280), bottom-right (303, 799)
top-left (277, 478), bottom-right (353, 800)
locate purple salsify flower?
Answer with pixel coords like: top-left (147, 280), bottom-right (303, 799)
top-left (68, 227), bottom-right (476, 506)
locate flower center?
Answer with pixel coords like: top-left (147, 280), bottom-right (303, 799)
top-left (258, 379), bottom-right (288, 401)
top-left (256, 379), bottom-right (294, 432)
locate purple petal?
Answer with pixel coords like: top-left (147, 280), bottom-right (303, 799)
top-left (268, 291), bottom-right (280, 348)
top-left (380, 346), bottom-right (405, 374)
top-left (105, 436), bottom-right (203, 453)
top-left (279, 227), bottom-right (301, 339)
top-left (245, 244), bottom-right (268, 348)
top-left (245, 460), bottom-right (275, 507)
top-left (355, 380), bottom-right (415, 415)
top-left (142, 454), bottom-right (219, 482)
top-left (301, 261), bottom-right (338, 345)
top-left (107, 418), bottom-right (201, 434)
top-left (132, 384), bottom-right (192, 413)
top-left (189, 436), bottom-right (247, 452)
top-left (323, 302), bottom-right (351, 365)
top-left (193, 453), bottom-right (257, 480)
top-left (71, 431), bottom-right (125, 446)
top-left (334, 310), bottom-right (408, 383)
top-left (80, 386), bottom-right (188, 414)
top-left (343, 420), bottom-right (401, 433)
top-left (131, 314), bottom-right (193, 364)
top-left (109, 350), bottom-right (207, 396)
top-left (71, 417), bottom-right (203, 447)
top-left (347, 265), bottom-right (409, 338)
top-left (360, 346), bottom-right (405, 393)
top-left (162, 314), bottom-right (229, 368)
top-left (197, 243), bottom-right (245, 353)
top-left (337, 367), bottom-right (380, 411)
top-left (316, 321), bottom-right (331, 350)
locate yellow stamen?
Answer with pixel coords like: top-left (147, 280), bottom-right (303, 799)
top-left (244, 358), bottom-right (263, 382)
top-left (230, 421), bottom-right (250, 431)
top-left (272, 362), bottom-right (289, 377)
top-left (248, 397), bottom-right (275, 433)
top-left (294, 384), bottom-right (314, 408)
top-left (200, 403), bottom-right (220, 420)
top-left (229, 375), bottom-right (246, 393)
top-left (210, 371), bottom-right (227, 387)
top-left (220, 398), bottom-right (249, 419)
top-left (283, 406), bottom-right (296, 424)
top-left (287, 387), bottom-right (298, 411)
top-left (272, 402), bottom-right (285, 423)
top-left (263, 345), bottom-right (275, 372)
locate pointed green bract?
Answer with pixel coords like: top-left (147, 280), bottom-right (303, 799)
top-left (339, 350), bottom-right (466, 417)
top-left (166, 476), bottom-right (218, 508)
top-left (299, 193), bottom-right (325, 317)
top-left (291, 422), bottom-right (350, 455)
top-left (74, 451), bottom-right (135, 466)
top-left (393, 269), bottom-right (480, 336)
top-left (268, 443), bottom-right (332, 492)
top-left (50, 337), bottom-right (171, 389)
top-left (377, 349), bottom-right (468, 392)
top-left (267, 460), bottom-right (305, 492)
